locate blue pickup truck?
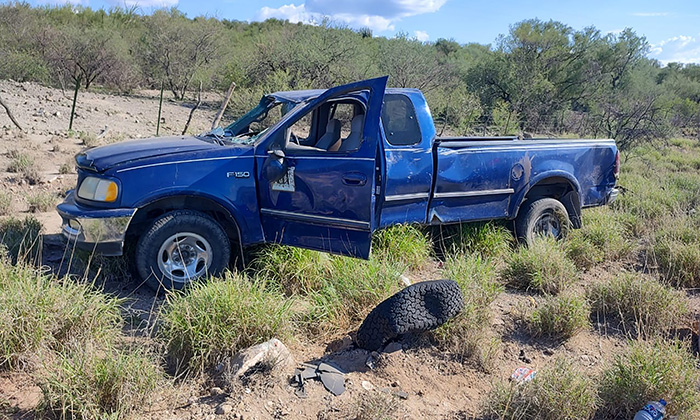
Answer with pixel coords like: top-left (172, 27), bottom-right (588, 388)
top-left (57, 76), bottom-right (619, 291)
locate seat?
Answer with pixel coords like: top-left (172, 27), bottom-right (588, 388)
top-left (338, 115), bottom-right (364, 152)
top-left (314, 119), bottom-right (341, 150)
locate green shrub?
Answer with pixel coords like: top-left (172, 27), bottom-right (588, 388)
top-left (0, 216), bottom-right (42, 264)
top-left (40, 346), bottom-right (161, 419)
top-left (0, 192), bottom-right (10, 215)
top-left (501, 238), bottom-right (577, 294)
top-left (652, 221), bottom-right (700, 287)
top-left (159, 272), bottom-right (294, 372)
top-left (0, 261), bottom-right (122, 369)
top-left (434, 253), bottom-right (503, 370)
top-left (372, 224), bottom-right (432, 270)
top-left (598, 340), bottom-right (699, 419)
top-left (587, 273), bottom-right (689, 338)
top-left (27, 191), bottom-right (57, 213)
top-left (251, 245), bottom-right (332, 295)
top-left (437, 221), bottom-right (513, 259)
top-left (566, 207), bottom-right (633, 269)
top-left (528, 294), bottom-right (590, 339)
top-left (485, 358), bottom-right (597, 420)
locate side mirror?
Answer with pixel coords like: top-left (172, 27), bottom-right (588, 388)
top-left (263, 149), bottom-right (288, 184)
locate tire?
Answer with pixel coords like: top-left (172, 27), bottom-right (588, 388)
top-left (355, 280), bottom-right (464, 351)
top-left (515, 197), bottom-right (571, 246)
top-left (135, 210), bottom-right (230, 292)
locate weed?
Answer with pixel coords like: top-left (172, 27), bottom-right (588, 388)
top-left (0, 261), bottom-right (122, 369)
top-left (0, 216), bottom-right (42, 264)
top-left (6, 151), bottom-right (33, 173)
top-left (40, 345), bottom-right (161, 419)
top-left (437, 221), bottom-right (513, 259)
top-left (353, 393), bottom-right (399, 420)
top-left (159, 272), bottom-right (294, 372)
top-left (485, 358), bottom-right (597, 420)
top-left (372, 224), bottom-right (432, 270)
top-left (598, 340), bottom-right (699, 418)
top-left (0, 192), bottom-right (10, 215)
top-left (27, 191), bottom-right (57, 213)
top-left (435, 253), bottom-right (503, 370)
top-left (587, 273), bottom-right (689, 338)
top-left (58, 162), bottom-right (74, 174)
top-left (528, 294), bottom-right (590, 339)
top-left (501, 237), bottom-right (577, 294)
top-left (566, 207), bottom-right (633, 270)
top-left (252, 245), bottom-right (332, 295)
top-left (651, 220), bottom-right (700, 287)
top-left (79, 131), bottom-right (98, 147)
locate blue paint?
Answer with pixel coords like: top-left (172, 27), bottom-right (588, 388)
top-left (57, 77), bottom-right (619, 263)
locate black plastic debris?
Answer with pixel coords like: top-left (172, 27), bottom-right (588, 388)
top-left (291, 361), bottom-right (347, 396)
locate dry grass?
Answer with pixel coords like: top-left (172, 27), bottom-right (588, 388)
top-left (501, 237), bottom-right (577, 294)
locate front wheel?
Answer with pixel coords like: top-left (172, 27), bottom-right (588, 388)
top-left (515, 197), bottom-right (571, 246)
top-left (135, 210), bottom-right (230, 291)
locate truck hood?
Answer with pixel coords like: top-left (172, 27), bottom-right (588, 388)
top-left (76, 136), bottom-right (224, 172)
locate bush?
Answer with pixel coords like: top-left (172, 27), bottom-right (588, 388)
top-left (485, 358), bottom-right (597, 419)
top-left (565, 207), bottom-right (633, 270)
top-left (252, 245), bottom-right (332, 295)
top-left (0, 261), bottom-right (122, 369)
top-left (434, 253), bottom-right (503, 370)
top-left (27, 191), bottom-right (57, 213)
top-left (159, 272), bottom-right (294, 372)
top-left (6, 150), bottom-right (33, 173)
top-left (437, 221), bottom-right (513, 259)
top-left (587, 273), bottom-right (689, 338)
top-left (598, 340), bottom-right (699, 419)
top-left (501, 238), bottom-right (577, 294)
top-left (372, 224), bottom-right (432, 270)
top-left (652, 221), bottom-right (700, 287)
top-left (0, 216), bottom-right (42, 264)
top-left (40, 346), bottom-right (161, 419)
top-left (78, 131), bottom-right (98, 147)
top-left (528, 294), bottom-right (589, 339)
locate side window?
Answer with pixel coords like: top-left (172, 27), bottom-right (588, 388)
top-left (289, 111), bottom-right (313, 142)
top-left (382, 94), bottom-right (421, 146)
top-left (286, 99), bottom-right (365, 153)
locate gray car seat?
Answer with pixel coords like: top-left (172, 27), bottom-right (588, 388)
top-left (338, 115), bottom-right (364, 152)
top-left (315, 119), bottom-right (341, 150)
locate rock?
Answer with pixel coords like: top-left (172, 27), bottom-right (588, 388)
top-left (361, 380), bottom-right (374, 391)
top-left (224, 338), bottom-right (294, 379)
top-left (383, 342), bottom-right (402, 354)
top-left (210, 387), bottom-right (224, 396)
top-left (215, 404), bottom-right (233, 415)
top-left (54, 111), bottom-right (61, 118)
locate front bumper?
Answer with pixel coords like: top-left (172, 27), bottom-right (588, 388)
top-left (57, 191), bottom-right (137, 256)
top-left (605, 188), bottom-right (619, 205)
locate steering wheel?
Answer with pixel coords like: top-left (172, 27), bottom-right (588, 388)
top-left (289, 132), bottom-right (300, 145)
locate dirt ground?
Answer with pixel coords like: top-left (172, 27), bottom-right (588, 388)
top-left (0, 80), bottom-right (692, 419)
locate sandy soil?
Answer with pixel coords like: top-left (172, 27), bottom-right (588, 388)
top-left (0, 80), bottom-right (693, 419)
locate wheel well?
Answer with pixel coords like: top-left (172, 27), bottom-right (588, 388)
top-left (126, 196), bottom-right (242, 246)
top-left (518, 177), bottom-right (582, 228)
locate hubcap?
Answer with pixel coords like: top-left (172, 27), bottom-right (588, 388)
top-left (157, 232), bottom-right (212, 284)
top-left (533, 212), bottom-right (562, 238)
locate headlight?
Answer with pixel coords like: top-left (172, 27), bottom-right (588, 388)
top-left (77, 177), bottom-right (119, 202)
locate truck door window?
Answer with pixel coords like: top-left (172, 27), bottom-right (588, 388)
top-left (286, 99), bottom-right (365, 152)
top-left (382, 94), bottom-right (421, 146)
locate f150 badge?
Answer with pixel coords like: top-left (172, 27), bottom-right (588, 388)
top-left (227, 171), bottom-right (250, 178)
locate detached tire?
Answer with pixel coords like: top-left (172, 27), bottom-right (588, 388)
top-left (515, 197), bottom-right (571, 246)
top-left (355, 280), bottom-right (464, 351)
top-left (136, 210), bottom-right (230, 292)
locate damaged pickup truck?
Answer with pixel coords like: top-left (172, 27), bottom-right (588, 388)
top-left (57, 76), bottom-right (620, 291)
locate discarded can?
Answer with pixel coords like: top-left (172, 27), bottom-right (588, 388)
top-left (510, 367), bottom-right (536, 384)
top-left (633, 399), bottom-right (667, 420)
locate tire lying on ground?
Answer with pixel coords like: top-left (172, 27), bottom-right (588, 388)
top-left (355, 280), bottom-right (464, 351)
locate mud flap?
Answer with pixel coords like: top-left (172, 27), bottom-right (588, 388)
top-left (561, 191), bottom-right (582, 229)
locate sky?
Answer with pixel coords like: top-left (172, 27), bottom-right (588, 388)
top-left (12, 0), bottom-right (700, 64)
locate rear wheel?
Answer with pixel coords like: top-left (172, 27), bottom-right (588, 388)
top-left (515, 197), bottom-right (571, 246)
top-left (135, 210), bottom-right (230, 291)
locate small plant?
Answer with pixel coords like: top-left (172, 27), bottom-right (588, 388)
top-left (372, 224), bottom-right (432, 270)
top-left (159, 272), bottom-right (294, 372)
top-left (0, 216), bottom-right (42, 264)
top-left (501, 238), bottom-right (577, 294)
top-left (652, 221), bottom-right (700, 287)
top-left (485, 358), bottom-right (597, 420)
top-left (0, 192), bottom-right (10, 215)
top-left (78, 131), bottom-right (98, 147)
top-left (528, 294), bottom-right (589, 339)
top-left (587, 273), bottom-right (689, 338)
top-left (252, 245), bottom-right (332, 295)
top-left (27, 191), bottom-right (57, 213)
top-left (437, 221), bottom-right (513, 259)
top-left (0, 261), bottom-right (122, 369)
top-left (598, 340), bottom-right (699, 418)
top-left (6, 150), bottom-right (33, 173)
top-left (434, 253), bottom-right (503, 370)
top-left (58, 162), bottom-right (74, 174)
top-left (565, 207), bottom-right (633, 270)
top-left (40, 345), bottom-right (161, 419)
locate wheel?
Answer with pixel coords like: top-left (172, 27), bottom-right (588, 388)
top-left (515, 197), bottom-right (571, 246)
top-left (135, 210), bottom-right (230, 291)
top-left (355, 280), bottom-right (464, 351)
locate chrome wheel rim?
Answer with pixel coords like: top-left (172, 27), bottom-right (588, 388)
top-left (534, 212), bottom-right (562, 238)
top-left (157, 232), bottom-right (212, 284)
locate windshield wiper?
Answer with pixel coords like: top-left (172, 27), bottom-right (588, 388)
top-left (200, 127), bottom-right (226, 145)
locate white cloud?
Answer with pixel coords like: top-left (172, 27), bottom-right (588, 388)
top-left (650, 35), bottom-right (700, 64)
top-left (255, 0), bottom-right (446, 33)
top-left (414, 30), bottom-right (429, 42)
top-left (632, 12), bottom-right (669, 17)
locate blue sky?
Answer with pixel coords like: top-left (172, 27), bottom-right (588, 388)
top-left (15, 0), bottom-right (700, 64)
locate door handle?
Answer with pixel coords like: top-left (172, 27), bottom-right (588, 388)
top-left (342, 173), bottom-right (367, 186)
